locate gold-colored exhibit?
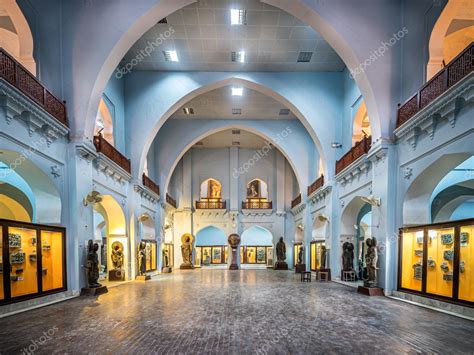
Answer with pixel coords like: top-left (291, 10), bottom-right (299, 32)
top-left (41, 230), bottom-right (64, 291)
top-left (9, 226), bottom-right (38, 297)
top-left (310, 241), bottom-right (325, 271)
top-left (400, 230), bottom-right (423, 292)
top-left (458, 225), bottom-right (473, 302)
top-left (426, 227), bottom-right (454, 298)
top-left (240, 246), bottom-right (272, 264)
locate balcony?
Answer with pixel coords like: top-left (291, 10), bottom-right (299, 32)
top-left (291, 194), bottom-right (302, 208)
top-left (242, 199), bottom-right (272, 210)
top-left (307, 175), bottom-right (324, 196)
top-left (93, 133), bottom-right (131, 173)
top-left (397, 42), bottom-right (473, 129)
top-left (142, 173), bottom-right (160, 196)
top-left (335, 136), bottom-right (372, 175)
top-left (166, 193), bottom-right (177, 208)
top-left (0, 48), bottom-right (67, 126)
top-left (196, 200), bottom-right (226, 209)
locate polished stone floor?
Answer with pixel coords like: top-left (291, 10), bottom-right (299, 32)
top-left (0, 270), bottom-right (473, 354)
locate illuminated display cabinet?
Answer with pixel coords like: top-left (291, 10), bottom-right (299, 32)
top-left (142, 240), bottom-right (157, 272)
top-left (196, 246), bottom-right (228, 266)
top-left (240, 246), bottom-right (273, 265)
top-left (310, 241), bottom-right (325, 271)
top-left (398, 218), bottom-right (474, 306)
top-left (0, 219), bottom-right (66, 305)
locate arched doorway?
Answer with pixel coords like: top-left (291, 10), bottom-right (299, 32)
top-left (195, 226), bottom-right (227, 268)
top-left (92, 195), bottom-right (128, 282)
top-left (240, 226), bottom-right (273, 268)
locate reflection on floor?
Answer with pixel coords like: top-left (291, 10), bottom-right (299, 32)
top-left (0, 269), bottom-right (473, 354)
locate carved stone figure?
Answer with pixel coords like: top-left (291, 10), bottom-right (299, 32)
top-left (137, 242), bottom-right (146, 276)
top-left (365, 238), bottom-right (378, 287)
top-left (320, 245), bottom-right (327, 269)
top-left (276, 237), bottom-right (286, 262)
top-left (85, 240), bottom-right (101, 288)
top-left (111, 241), bottom-right (124, 270)
top-left (180, 234), bottom-right (194, 269)
top-left (298, 246), bottom-right (304, 264)
top-left (342, 242), bottom-right (354, 271)
top-left (163, 249), bottom-right (169, 268)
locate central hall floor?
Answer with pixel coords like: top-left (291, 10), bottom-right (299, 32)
top-left (1, 270), bottom-right (473, 354)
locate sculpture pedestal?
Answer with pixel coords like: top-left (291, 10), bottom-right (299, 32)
top-left (162, 267), bottom-right (172, 273)
top-left (80, 285), bottom-right (108, 296)
top-left (295, 263), bottom-right (306, 273)
top-left (229, 247), bottom-right (239, 270)
top-left (318, 268), bottom-right (331, 281)
top-left (274, 262), bottom-right (288, 270)
top-left (136, 275), bottom-right (151, 281)
top-left (180, 263), bottom-right (194, 270)
top-left (357, 286), bottom-right (384, 296)
top-left (108, 269), bottom-right (125, 281)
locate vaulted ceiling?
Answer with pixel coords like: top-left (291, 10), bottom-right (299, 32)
top-left (121, 0), bottom-right (345, 72)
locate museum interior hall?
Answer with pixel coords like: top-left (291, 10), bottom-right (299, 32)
top-left (0, 0), bottom-right (473, 353)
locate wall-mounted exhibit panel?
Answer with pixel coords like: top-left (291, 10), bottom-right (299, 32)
top-left (240, 246), bottom-right (273, 265)
top-left (0, 219), bottom-right (66, 305)
top-left (310, 241), bottom-right (325, 271)
top-left (398, 219), bottom-right (473, 306)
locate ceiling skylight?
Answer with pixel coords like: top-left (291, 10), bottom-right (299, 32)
top-left (231, 51), bottom-right (246, 63)
top-left (232, 87), bottom-right (243, 96)
top-left (231, 9), bottom-right (247, 25)
top-left (163, 50), bottom-right (179, 62)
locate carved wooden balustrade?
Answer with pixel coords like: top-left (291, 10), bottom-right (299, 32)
top-left (166, 193), bottom-right (177, 208)
top-left (307, 174), bottom-right (324, 196)
top-left (0, 48), bottom-right (67, 126)
top-left (93, 134), bottom-right (131, 173)
top-left (242, 200), bottom-right (272, 209)
top-left (142, 173), bottom-right (160, 196)
top-left (291, 194), bottom-right (302, 208)
top-left (195, 200), bottom-right (226, 209)
top-left (397, 42), bottom-right (473, 128)
top-left (335, 136), bottom-right (372, 175)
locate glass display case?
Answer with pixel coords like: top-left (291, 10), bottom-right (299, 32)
top-left (162, 243), bottom-right (173, 270)
top-left (398, 218), bottom-right (473, 306)
top-left (294, 243), bottom-right (303, 265)
top-left (0, 219), bottom-right (66, 305)
top-left (310, 241), bottom-right (325, 271)
top-left (197, 246), bottom-right (228, 265)
top-left (240, 246), bottom-right (273, 264)
top-left (142, 240), bottom-right (157, 272)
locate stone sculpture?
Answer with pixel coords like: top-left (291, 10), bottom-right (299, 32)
top-left (111, 241), bottom-right (124, 270)
top-left (274, 237), bottom-right (288, 270)
top-left (342, 242), bottom-right (354, 271)
top-left (137, 242), bottom-right (146, 276)
top-left (365, 238), bottom-right (378, 287)
top-left (320, 245), bottom-right (327, 269)
top-left (85, 240), bottom-right (101, 288)
top-left (298, 246), bottom-right (304, 264)
top-left (180, 234), bottom-right (194, 269)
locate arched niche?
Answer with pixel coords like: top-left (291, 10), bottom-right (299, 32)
top-left (0, 0), bottom-right (36, 74)
top-left (246, 179), bottom-right (269, 199)
top-left (0, 193), bottom-right (31, 222)
top-left (352, 100), bottom-right (371, 145)
top-left (195, 225), bottom-right (227, 246)
top-left (312, 215), bottom-right (329, 241)
top-left (0, 150), bottom-right (61, 224)
top-left (241, 226), bottom-right (273, 246)
top-left (427, 0), bottom-right (474, 80)
top-left (200, 178), bottom-right (222, 199)
top-left (138, 213), bottom-right (155, 240)
top-left (94, 97), bottom-right (115, 146)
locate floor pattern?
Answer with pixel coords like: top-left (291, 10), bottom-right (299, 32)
top-left (0, 270), bottom-right (473, 354)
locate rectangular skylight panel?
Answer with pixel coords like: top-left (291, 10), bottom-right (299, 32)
top-left (232, 87), bottom-right (243, 96)
top-left (231, 9), bottom-right (247, 25)
top-left (163, 50), bottom-right (179, 62)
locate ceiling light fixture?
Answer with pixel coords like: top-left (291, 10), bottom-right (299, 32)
top-left (230, 9), bottom-right (247, 25)
top-left (163, 50), bottom-right (179, 62)
top-left (231, 51), bottom-right (246, 63)
top-left (232, 87), bottom-right (243, 96)
top-left (331, 142), bottom-right (342, 149)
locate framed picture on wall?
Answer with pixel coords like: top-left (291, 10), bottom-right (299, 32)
top-left (247, 180), bottom-right (260, 198)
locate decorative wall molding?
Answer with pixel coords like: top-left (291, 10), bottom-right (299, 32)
top-left (309, 185), bottom-right (332, 205)
top-left (241, 209), bottom-right (274, 217)
top-left (394, 73), bottom-right (474, 149)
top-left (75, 142), bottom-right (98, 163)
top-left (335, 154), bottom-right (371, 186)
top-left (134, 184), bottom-right (160, 204)
top-left (367, 138), bottom-right (392, 165)
top-left (195, 209), bottom-right (228, 218)
top-left (94, 153), bottom-right (132, 184)
top-left (0, 81), bottom-right (69, 145)
top-left (290, 202), bottom-right (306, 216)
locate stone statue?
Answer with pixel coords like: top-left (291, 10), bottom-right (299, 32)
top-left (85, 240), bottom-right (101, 288)
top-left (320, 245), bottom-right (327, 269)
top-left (365, 238), bottom-right (378, 287)
top-left (298, 246), bottom-right (304, 264)
top-left (163, 249), bottom-right (169, 268)
top-left (137, 242), bottom-right (146, 276)
top-left (274, 237), bottom-right (288, 270)
top-left (180, 234), bottom-right (194, 269)
top-left (276, 237), bottom-right (286, 262)
top-left (111, 241), bottom-right (124, 270)
top-left (342, 242), bottom-right (354, 271)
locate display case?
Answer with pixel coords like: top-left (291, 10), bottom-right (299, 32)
top-left (0, 219), bottom-right (66, 305)
top-left (398, 218), bottom-right (474, 306)
top-left (310, 241), bottom-right (325, 271)
top-left (240, 246), bottom-right (273, 264)
top-left (198, 246), bottom-right (228, 265)
top-left (142, 240), bottom-right (157, 272)
top-left (294, 243), bottom-right (303, 265)
top-left (162, 243), bottom-right (174, 270)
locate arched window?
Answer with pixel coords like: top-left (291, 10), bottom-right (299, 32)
top-left (94, 97), bottom-right (115, 146)
top-left (200, 178), bottom-right (222, 199)
top-left (352, 100), bottom-right (371, 145)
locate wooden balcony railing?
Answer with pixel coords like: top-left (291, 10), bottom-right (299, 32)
top-left (0, 48), bottom-right (67, 126)
top-left (166, 193), bottom-right (177, 208)
top-left (93, 134), bottom-right (131, 173)
top-left (195, 200), bottom-right (226, 209)
top-left (242, 200), bottom-right (272, 209)
top-left (397, 42), bottom-right (474, 128)
top-left (142, 173), bottom-right (160, 196)
top-left (291, 194), bottom-right (302, 208)
top-left (335, 135), bottom-right (372, 175)
top-left (307, 174), bottom-right (324, 196)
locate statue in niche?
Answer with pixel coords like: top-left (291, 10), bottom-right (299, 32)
top-left (276, 237), bottom-right (286, 262)
top-left (342, 242), bottom-right (354, 271)
top-left (247, 180), bottom-right (260, 198)
top-left (208, 179), bottom-right (221, 199)
top-left (180, 234), bottom-right (194, 269)
top-left (137, 242), bottom-right (146, 276)
top-left (163, 249), bottom-right (169, 268)
top-left (111, 241), bottom-right (124, 270)
top-left (364, 238), bottom-right (378, 287)
top-left (85, 240), bottom-right (101, 288)
top-left (320, 245), bottom-right (327, 269)
top-left (298, 246), bottom-right (304, 265)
